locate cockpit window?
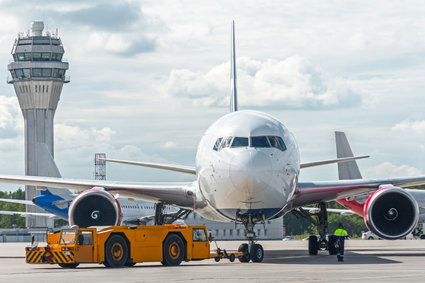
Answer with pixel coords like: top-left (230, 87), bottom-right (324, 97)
top-left (268, 136), bottom-right (287, 151)
top-left (222, 136), bottom-right (233, 149)
top-left (250, 136), bottom-right (270, 148)
top-left (213, 137), bottom-right (223, 151)
top-left (213, 135), bottom-right (286, 152)
top-left (231, 137), bottom-right (249, 147)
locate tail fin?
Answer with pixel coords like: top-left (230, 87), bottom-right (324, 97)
top-left (230, 20), bottom-right (238, 112)
top-left (335, 131), bottom-right (362, 180)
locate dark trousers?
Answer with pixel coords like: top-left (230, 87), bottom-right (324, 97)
top-left (337, 236), bottom-right (345, 256)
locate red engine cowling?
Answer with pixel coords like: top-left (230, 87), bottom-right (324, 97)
top-left (68, 188), bottom-right (123, 227)
top-left (364, 186), bottom-right (419, 240)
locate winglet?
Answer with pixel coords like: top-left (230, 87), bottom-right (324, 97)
top-left (335, 131), bottom-right (363, 180)
top-left (230, 20), bottom-right (238, 112)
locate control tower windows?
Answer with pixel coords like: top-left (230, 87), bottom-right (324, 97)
top-left (42, 68), bottom-right (51, 77)
top-left (17, 53), bottom-right (25, 61)
top-left (23, 69), bottom-right (30, 78)
top-left (58, 69), bottom-right (65, 78)
top-left (32, 52), bottom-right (42, 61)
top-left (52, 53), bottom-right (63, 61)
top-left (15, 69), bottom-right (24, 78)
top-left (52, 69), bottom-right (59, 78)
top-left (32, 68), bottom-right (42, 77)
top-left (42, 53), bottom-right (51, 60)
top-left (14, 52), bottom-right (61, 62)
top-left (251, 136), bottom-right (270, 148)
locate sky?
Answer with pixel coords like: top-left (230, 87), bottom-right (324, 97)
top-left (0, 0), bottom-right (425, 191)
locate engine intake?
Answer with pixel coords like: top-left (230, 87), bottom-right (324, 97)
top-left (364, 186), bottom-right (418, 240)
top-left (68, 188), bottom-right (122, 227)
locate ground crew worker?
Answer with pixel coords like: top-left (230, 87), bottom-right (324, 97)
top-left (334, 223), bottom-right (348, 262)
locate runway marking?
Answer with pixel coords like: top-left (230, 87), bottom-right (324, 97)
top-left (288, 273), bottom-right (425, 283)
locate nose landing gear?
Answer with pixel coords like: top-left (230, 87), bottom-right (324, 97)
top-left (238, 214), bottom-right (265, 263)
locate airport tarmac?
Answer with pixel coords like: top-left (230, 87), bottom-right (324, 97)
top-left (1, 240), bottom-right (425, 283)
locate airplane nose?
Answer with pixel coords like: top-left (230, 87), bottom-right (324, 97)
top-left (229, 150), bottom-right (274, 196)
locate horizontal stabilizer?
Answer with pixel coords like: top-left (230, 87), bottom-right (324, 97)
top-left (0, 210), bottom-right (57, 218)
top-left (0, 198), bottom-right (34, 206)
top-left (100, 158), bottom-right (196, 175)
top-left (300, 155), bottom-right (370, 169)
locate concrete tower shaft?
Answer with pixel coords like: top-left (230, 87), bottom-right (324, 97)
top-left (7, 21), bottom-right (69, 228)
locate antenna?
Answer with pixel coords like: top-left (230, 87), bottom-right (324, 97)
top-left (230, 20), bottom-right (238, 112)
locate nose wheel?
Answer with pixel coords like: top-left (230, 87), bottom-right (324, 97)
top-left (237, 214), bottom-right (265, 263)
top-left (238, 243), bottom-right (264, 263)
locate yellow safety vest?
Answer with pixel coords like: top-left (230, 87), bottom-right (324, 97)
top-left (334, 228), bottom-right (348, 236)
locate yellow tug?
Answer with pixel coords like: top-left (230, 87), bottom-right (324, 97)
top-left (25, 224), bottom-right (224, 268)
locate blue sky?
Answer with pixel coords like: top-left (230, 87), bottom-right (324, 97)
top-left (0, 0), bottom-right (425, 191)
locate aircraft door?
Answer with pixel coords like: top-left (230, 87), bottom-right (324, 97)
top-left (191, 228), bottom-right (210, 259)
top-left (75, 230), bottom-right (94, 262)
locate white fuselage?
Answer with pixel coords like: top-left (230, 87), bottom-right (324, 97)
top-left (195, 110), bottom-right (300, 222)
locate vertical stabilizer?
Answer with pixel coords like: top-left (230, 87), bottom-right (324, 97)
top-left (230, 21), bottom-right (238, 112)
top-left (335, 131), bottom-right (362, 180)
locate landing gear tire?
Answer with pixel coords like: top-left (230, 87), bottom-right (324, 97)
top-left (250, 244), bottom-right (264, 263)
top-left (104, 234), bottom-right (129, 268)
top-left (328, 235), bottom-right (338, 255)
top-left (161, 234), bottom-right (185, 266)
top-left (308, 235), bottom-right (319, 255)
top-left (58, 263), bottom-right (79, 268)
top-left (238, 243), bottom-right (250, 263)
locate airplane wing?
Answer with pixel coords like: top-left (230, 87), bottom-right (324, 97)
top-left (0, 198), bottom-right (34, 205)
top-left (0, 175), bottom-right (198, 208)
top-left (292, 176), bottom-right (425, 207)
top-left (300, 155), bottom-right (369, 169)
top-left (100, 158), bottom-right (196, 175)
top-left (0, 210), bottom-right (57, 218)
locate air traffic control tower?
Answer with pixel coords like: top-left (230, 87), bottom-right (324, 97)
top-left (7, 21), bottom-right (69, 228)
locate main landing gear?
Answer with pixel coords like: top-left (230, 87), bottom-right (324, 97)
top-left (238, 214), bottom-right (265, 263)
top-left (292, 202), bottom-right (337, 256)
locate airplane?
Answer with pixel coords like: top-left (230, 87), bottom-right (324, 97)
top-left (1, 21), bottom-right (425, 263)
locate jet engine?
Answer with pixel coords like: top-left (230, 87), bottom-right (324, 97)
top-left (364, 186), bottom-right (419, 239)
top-left (68, 188), bottom-right (122, 227)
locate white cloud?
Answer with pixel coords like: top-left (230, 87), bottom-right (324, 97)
top-left (364, 162), bottom-right (422, 179)
top-left (392, 120), bottom-right (425, 134)
top-left (55, 124), bottom-right (116, 147)
top-left (161, 141), bottom-right (176, 149)
top-left (161, 56), bottom-right (362, 109)
top-left (0, 96), bottom-right (23, 132)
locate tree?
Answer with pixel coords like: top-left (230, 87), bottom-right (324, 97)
top-left (0, 189), bottom-right (26, 228)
